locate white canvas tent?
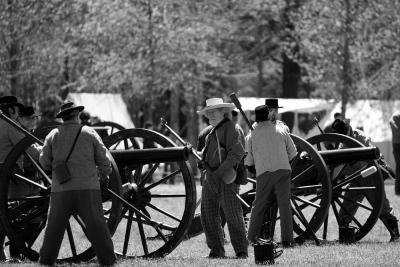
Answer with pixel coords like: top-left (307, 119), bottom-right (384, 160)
top-left (68, 93), bottom-right (134, 129)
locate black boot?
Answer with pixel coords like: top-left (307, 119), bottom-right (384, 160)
top-left (386, 218), bottom-right (400, 242)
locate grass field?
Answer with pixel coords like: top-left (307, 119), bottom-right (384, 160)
top-left (10, 182), bottom-right (400, 267)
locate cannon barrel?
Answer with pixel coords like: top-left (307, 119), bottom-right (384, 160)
top-left (110, 146), bottom-right (189, 165)
top-left (319, 147), bottom-right (380, 165)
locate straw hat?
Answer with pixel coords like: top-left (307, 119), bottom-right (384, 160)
top-left (197, 98), bottom-right (235, 115)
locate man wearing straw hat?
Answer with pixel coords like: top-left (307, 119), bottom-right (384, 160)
top-left (197, 98), bottom-right (248, 258)
top-left (39, 102), bottom-right (116, 266)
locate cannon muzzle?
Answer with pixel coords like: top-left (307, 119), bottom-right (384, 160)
top-left (110, 146), bottom-right (190, 165)
top-left (319, 147), bottom-right (380, 165)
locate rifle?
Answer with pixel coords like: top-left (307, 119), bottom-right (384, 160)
top-left (312, 117), bottom-right (324, 134)
top-left (230, 93), bottom-right (254, 131)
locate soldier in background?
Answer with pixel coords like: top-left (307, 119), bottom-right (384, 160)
top-left (0, 96), bottom-right (40, 262)
top-left (324, 112), bottom-right (343, 134)
top-left (17, 106), bottom-right (41, 131)
top-left (36, 95), bottom-right (62, 129)
top-left (390, 112), bottom-right (400, 195)
top-left (264, 98), bottom-right (290, 133)
top-left (332, 119), bottom-right (400, 242)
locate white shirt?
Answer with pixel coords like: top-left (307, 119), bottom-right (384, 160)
top-left (245, 121), bottom-right (297, 176)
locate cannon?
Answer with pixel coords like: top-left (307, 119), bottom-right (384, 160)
top-left (0, 115), bottom-right (196, 261)
top-left (0, 109), bottom-right (387, 263)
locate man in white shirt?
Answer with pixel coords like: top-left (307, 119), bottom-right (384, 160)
top-left (245, 104), bottom-right (297, 247)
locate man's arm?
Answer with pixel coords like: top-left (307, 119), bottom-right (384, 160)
top-left (214, 123), bottom-right (245, 177)
top-left (39, 134), bottom-right (53, 171)
top-left (285, 133), bottom-right (297, 161)
top-left (92, 129), bottom-right (112, 177)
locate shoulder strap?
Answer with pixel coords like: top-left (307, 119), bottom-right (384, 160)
top-left (66, 126), bottom-right (83, 162)
top-left (202, 118), bottom-right (229, 160)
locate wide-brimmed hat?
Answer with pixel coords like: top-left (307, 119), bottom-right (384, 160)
top-left (0, 95), bottom-right (24, 109)
top-left (265, 98), bottom-right (283, 108)
top-left (56, 102), bottom-right (84, 118)
top-left (255, 105), bottom-right (269, 122)
top-left (19, 106), bottom-right (41, 118)
top-left (197, 98), bottom-right (235, 115)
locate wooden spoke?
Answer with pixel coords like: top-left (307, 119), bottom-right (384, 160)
top-left (66, 222), bottom-right (78, 257)
top-left (146, 203), bottom-right (181, 222)
top-left (291, 195), bottom-right (321, 209)
top-left (291, 164), bottom-right (316, 184)
top-left (144, 170), bottom-right (181, 191)
top-left (136, 211), bottom-right (149, 256)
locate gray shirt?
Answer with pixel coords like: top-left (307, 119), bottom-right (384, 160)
top-left (245, 121), bottom-right (297, 176)
top-left (40, 121), bottom-right (111, 192)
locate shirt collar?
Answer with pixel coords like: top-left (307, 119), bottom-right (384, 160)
top-left (258, 120), bottom-right (273, 126)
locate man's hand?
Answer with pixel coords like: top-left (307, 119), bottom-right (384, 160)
top-left (100, 175), bottom-right (110, 189)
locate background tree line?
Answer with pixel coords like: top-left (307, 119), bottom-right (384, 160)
top-left (0, 0), bottom-right (399, 144)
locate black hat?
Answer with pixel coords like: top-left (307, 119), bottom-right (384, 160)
top-left (331, 119), bottom-right (348, 135)
top-left (19, 106), bottom-right (41, 117)
top-left (0, 95), bottom-right (24, 109)
top-left (56, 102), bottom-right (84, 118)
top-left (255, 105), bottom-right (269, 122)
top-left (265, 98), bottom-right (283, 108)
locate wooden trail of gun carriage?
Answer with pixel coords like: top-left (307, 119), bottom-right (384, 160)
top-left (0, 94), bottom-right (395, 263)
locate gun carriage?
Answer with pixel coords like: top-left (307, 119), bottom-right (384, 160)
top-left (0, 110), bottom-right (385, 263)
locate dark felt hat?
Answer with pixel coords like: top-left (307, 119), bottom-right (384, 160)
top-left (255, 105), bottom-right (269, 122)
top-left (265, 98), bottom-right (283, 108)
top-left (56, 102), bottom-right (84, 118)
top-left (0, 95), bottom-right (24, 109)
top-left (331, 119), bottom-right (348, 135)
top-left (19, 106), bottom-right (41, 117)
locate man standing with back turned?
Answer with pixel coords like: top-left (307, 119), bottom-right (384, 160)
top-left (39, 102), bottom-right (116, 266)
top-left (390, 111), bottom-right (400, 195)
top-left (246, 104), bottom-right (297, 247)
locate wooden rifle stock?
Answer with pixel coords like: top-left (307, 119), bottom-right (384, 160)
top-left (230, 93), bottom-right (254, 131)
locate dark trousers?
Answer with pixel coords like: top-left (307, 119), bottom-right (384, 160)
top-left (393, 144), bottom-right (400, 194)
top-left (247, 169), bottom-right (293, 243)
top-left (393, 143), bottom-right (400, 180)
top-left (39, 190), bottom-right (116, 266)
top-left (339, 171), bottom-right (397, 229)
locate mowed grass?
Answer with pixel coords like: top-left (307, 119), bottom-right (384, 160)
top-left (11, 182), bottom-right (400, 267)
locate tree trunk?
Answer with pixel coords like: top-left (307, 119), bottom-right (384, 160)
top-left (146, 0), bottom-right (155, 122)
top-left (341, 0), bottom-right (351, 117)
top-left (282, 52), bottom-right (300, 98)
top-left (7, 0), bottom-right (19, 96)
top-left (169, 86), bottom-right (180, 133)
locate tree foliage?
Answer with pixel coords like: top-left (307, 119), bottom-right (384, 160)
top-left (0, 0), bottom-right (399, 126)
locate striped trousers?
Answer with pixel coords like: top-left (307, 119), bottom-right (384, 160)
top-left (200, 172), bottom-right (248, 256)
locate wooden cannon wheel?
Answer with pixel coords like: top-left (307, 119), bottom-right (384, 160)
top-left (307, 133), bottom-right (384, 242)
top-left (92, 121), bottom-right (126, 136)
top-left (238, 134), bottom-right (332, 244)
top-left (0, 135), bottom-right (122, 263)
top-left (102, 128), bottom-right (196, 258)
